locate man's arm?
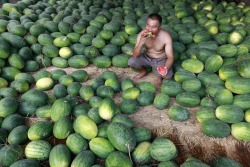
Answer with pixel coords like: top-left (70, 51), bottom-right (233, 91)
top-left (132, 31), bottom-right (147, 58)
top-left (164, 34), bottom-right (174, 69)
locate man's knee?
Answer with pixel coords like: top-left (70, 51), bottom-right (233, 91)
top-left (128, 57), bottom-right (137, 67)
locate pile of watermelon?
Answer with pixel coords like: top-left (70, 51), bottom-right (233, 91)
top-left (0, 0), bottom-right (250, 166)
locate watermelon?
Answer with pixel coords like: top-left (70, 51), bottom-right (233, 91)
top-left (196, 106), bottom-right (216, 123)
top-left (49, 144), bottom-right (71, 167)
top-left (182, 78), bottom-right (201, 92)
top-left (122, 87), bottom-right (140, 100)
top-left (215, 105), bottom-right (244, 124)
top-left (105, 151), bottom-right (133, 167)
top-left (219, 64), bottom-right (239, 81)
top-left (99, 30), bottom-right (114, 40)
top-left (79, 85), bottom-right (95, 101)
top-left (107, 122), bottom-right (136, 153)
top-left (8, 125), bottom-right (29, 145)
top-left (10, 79), bottom-right (29, 93)
top-left (120, 99), bottom-right (139, 114)
top-left (102, 44), bottom-right (120, 57)
top-left (96, 85), bottom-right (115, 98)
top-left (59, 47), bottom-right (73, 59)
top-left (51, 98), bottom-right (72, 122)
top-left (0, 88), bottom-right (18, 98)
top-left (28, 120), bottom-right (53, 140)
top-left (72, 104), bottom-right (90, 117)
top-left (53, 84), bottom-right (68, 98)
top-left (231, 122), bottom-right (250, 142)
top-left (89, 137), bottom-right (115, 159)
top-left (9, 159), bottom-right (40, 167)
top-left (233, 94), bottom-right (250, 110)
top-left (176, 92), bottom-right (200, 107)
top-left (25, 140), bottom-right (52, 161)
top-left (112, 54), bottom-right (130, 68)
top-left (73, 115), bottom-right (98, 140)
top-left (42, 45), bottom-right (59, 58)
top-left (137, 81), bottom-right (156, 93)
top-left (98, 98), bottom-right (116, 120)
top-left (225, 76), bottom-right (250, 94)
top-left (0, 97), bottom-right (19, 117)
top-left (161, 80), bottom-right (183, 97)
top-left (0, 145), bottom-right (23, 167)
top-left (121, 78), bottom-right (134, 91)
top-left (205, 55), bottom-right (223, 72)
top-left (88, 107), bottom-right (104, 124)
top-left (36, 77), bottom-right (54, 91)
top-left (132, 141), bottom-right (151, 165)
top-left (67, 82), bottom-right (81, 95)
top-left (97, 124), bottom-right (109, 139)
top-left (150, 137), bottom-right (177, 161)
top-left (89, 96), bottom-right (103, 108)
top-left (213, 88), bottom-right (233, 105)
top-left (168, 105), bottom-right (190, 121)
top-left (53, 117), bottom-right (73, 139)
top-left (237, 58), bottom-right (250, 78)
top-left (36, 105), bottom-right (52, 118)
top-left (228, 31), bottom-right (244, 45)
top-left (180, 158), bottom-right (210, 167)
top-left (111, 113), bottom-right (134, 128)
top-left (104, 77), bottom-right (120, 92)
top-left (158, 161), bottom-right (178, 167)
top-left (8, 54), bottom-right (25, 69)
top-left (1, 67), bottom-right (20, 81)
top-left (71, 150), bottom-right (95, 167)
top-left (93, 56), bottom-right (112, 68)
top-left (174, 69), bottom-right (196, 83)
top-left (59, 75), bottom-right (74, 86)
top-left (212, 157), bottom-right (242, 167)
top-left (201, 119), bottom-right (231, 138)
top-left (53, 36), bottom-right (71, 47)
top-left (92, 37), bottom-right (106, 49)
top-left (217, 44), bottom-right (238, 58)
top-left (132, 126), bottom-right (152, 143)
top-left (182, 59), bottom-right (204, 73)
top-left (71, 70), bottom-right (89, 82)
top-left (66, 133), bottom-right (88, 155)
top-left (68, 55), bottom-right (89, 68)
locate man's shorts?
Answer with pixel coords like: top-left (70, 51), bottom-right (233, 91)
top-left (128, 52), bottom-right (174, 78)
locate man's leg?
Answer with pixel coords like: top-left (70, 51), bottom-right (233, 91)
top-left (156, 74), bottom-right (173, 85)
top-left (132, 68), bottom-right (147, 79)
top-left (128, 53), bottom-right (150, 80)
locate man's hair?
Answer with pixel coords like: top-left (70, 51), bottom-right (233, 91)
top-left (148, 13), bottom-right (162, 25)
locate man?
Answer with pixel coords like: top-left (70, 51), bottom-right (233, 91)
top-left (128, 13), bottom-right (174, 85)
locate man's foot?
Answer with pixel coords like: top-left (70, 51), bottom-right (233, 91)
top-left (156, 76), bottom-right (163, 86)
top-left (133, 70), bottom-right (147, 79)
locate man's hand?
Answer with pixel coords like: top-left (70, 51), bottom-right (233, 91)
top-left (138, 30), bottom-right (154, 45)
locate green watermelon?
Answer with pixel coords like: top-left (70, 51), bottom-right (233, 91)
top-left (66, 133), bottom-right (88, 155)
top-left (149, 137), bottom-right (177, 161)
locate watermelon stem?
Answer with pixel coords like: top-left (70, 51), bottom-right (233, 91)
top-left (126, 138), bottom-right (133, 165)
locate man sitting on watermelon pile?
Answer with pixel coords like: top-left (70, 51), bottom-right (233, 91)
top-left (128, 13), bottom-right (174, 85)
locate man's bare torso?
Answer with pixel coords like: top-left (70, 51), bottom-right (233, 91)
top-left (144, 29), bottom-right (167, 59)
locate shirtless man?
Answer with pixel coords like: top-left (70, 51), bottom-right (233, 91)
top-left (128, 13), bottom-right (174, 85)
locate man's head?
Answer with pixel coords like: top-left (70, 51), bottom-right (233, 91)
top-left (146, 13), bottom-right (162, 35)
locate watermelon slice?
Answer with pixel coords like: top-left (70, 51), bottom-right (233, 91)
top-left (144, 32), bottom-right (153, 38)
top-left (157, 66), bottom-right (168, 76)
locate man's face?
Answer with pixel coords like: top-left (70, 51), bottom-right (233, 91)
top-left (145, 18), bottom-right (161, 35)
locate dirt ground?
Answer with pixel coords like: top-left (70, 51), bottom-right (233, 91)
top-left (42, 65), bottom-right (250, 166)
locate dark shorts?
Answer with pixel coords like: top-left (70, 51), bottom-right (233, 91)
top-left (128, 52), bottom-right (174, 78)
